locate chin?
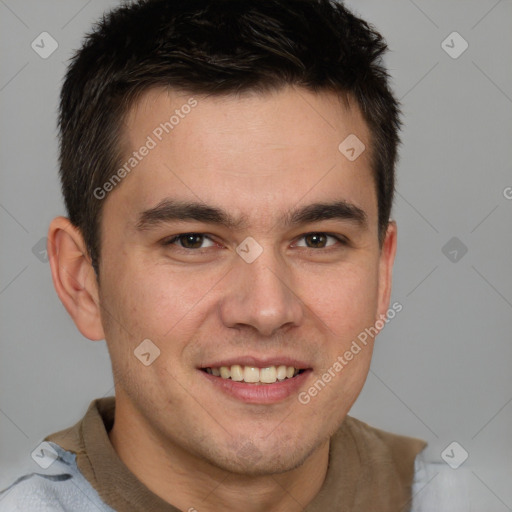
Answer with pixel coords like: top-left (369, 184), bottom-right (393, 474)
top-left (213, 453), bottom-right (308, 477)
top-left (205, 435), bottom-right (322, 476)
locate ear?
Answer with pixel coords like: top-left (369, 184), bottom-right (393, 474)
top-left (376, 221), bottom-right (397, 320)
top-left (47, 216), bottom-right (105, 341)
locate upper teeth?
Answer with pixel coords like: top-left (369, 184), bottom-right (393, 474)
top-left (205, 365), bottom-right (299, 384)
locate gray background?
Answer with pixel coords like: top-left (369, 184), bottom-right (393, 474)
top-left (1, 0), bottom-right (511, 509)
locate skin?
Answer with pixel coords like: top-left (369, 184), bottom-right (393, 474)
top-left (48, 85), bottom-right (397, 512)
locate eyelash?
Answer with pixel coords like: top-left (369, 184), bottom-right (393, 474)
top-left (161, 232), bottom-right (348, 251)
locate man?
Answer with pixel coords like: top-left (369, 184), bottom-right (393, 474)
top-left (0, 0), bottom-right (429, 510)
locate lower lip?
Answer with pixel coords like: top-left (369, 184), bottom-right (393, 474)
top-left (199, 369), bottom-right (312, 404)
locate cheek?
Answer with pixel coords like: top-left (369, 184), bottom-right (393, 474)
top-left (105, 258), bottom-right (223, 342)
top-left (302, 263), bottom-right (380, 335)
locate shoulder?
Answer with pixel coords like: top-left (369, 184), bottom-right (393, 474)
top-left (324, 416), bottom-right (427, 510)
top-left (341, 415), bottom-right (427, 469)
top-left (339, 415), bottom-right (427, 504)
top-left (0, 443), bottom-right (113, 512)
top-left (411, 450), bottom-right (473, 511)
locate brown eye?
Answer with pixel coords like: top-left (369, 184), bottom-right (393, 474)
top-left (294, 232), bottom-right (346, 249)
top-left (304, 233), bottom-right (328, 248)
top-left (179, 234), bottom-right (204, 249)
top-left (164, 233), bottom-right (215, 249)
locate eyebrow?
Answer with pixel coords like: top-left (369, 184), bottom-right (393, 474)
top-left (135, 199), bottom-right (367, 231)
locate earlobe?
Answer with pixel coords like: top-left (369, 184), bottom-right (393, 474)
top-left (47, 216), bottom-right (105, 341)
top-left (377, 221), bottom-right (397, 320)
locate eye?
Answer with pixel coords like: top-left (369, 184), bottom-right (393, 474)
top-left (294, 232), bottom-right (345, 249)
top-left (164, 233), bottom-right (216, 249)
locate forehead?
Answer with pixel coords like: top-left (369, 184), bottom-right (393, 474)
top-left (108, 85), bottom-right (377, 231)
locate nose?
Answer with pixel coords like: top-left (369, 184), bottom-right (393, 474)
top-left (219, 247), bottom-right (304, 337)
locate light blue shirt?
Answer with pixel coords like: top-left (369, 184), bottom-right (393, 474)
top-left (411, 450), bottom-right (471, 511)
top-left (0, 444), bottom-right (114, 512)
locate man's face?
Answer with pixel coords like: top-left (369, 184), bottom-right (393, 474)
top-left (96, 86), bottom-right (395, 475)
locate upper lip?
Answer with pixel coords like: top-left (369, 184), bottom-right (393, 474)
top-left (200, 356), bottom-right (311, 370)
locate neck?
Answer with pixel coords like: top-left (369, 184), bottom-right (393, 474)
top-left (109, 399), bottom-right (330, 512)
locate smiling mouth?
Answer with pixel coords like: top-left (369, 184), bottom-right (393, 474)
top-left (201, 365), bottom-right (306, 384)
